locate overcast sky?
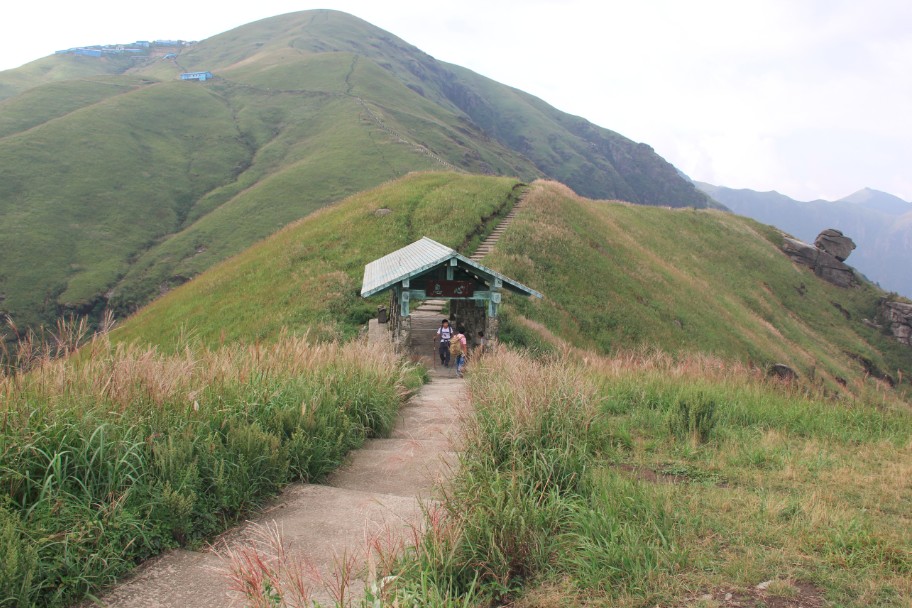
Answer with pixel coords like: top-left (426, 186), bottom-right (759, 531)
top-left (2, 0), bottom-right (910, 202)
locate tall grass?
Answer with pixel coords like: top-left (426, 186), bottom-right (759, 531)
top-left (0, 332), bottom-right (417, 607)
top-left (386, 347), bottom-right (912, 606)
top-left (384, 350), bottom-right (687, 604)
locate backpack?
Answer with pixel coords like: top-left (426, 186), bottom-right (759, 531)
top-left (449, 334), bottom-right (464, 356)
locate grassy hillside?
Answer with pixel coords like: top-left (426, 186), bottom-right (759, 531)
top-left (172, 9), bottom-right (712, 208)
top-left (0, 81), bottom-right (251, 328)
top-left (112, 173), bottom-right (912, 394)
top-left (0, 77), bottom-right (147, 138)
top-left (112, 172), bottom-right (523, 348)
top-left (1, 9), bottom-right (713, 339)
top-left (696, 182), bottom-right (912, 298)
top-left (385, 349), bottom-right (911, 606)
top-left (5, 173), bottom-right (912, 607)
top-left (481, 181), bottom-right (912, 392)
top-left (0, 54), bottom-right (139, 100)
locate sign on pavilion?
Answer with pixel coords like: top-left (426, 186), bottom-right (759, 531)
top-left (360, 237), bottom-right (542, 345)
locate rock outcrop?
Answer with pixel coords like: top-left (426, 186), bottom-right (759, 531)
top-left (768, 363), bottom-right (798, 381)
top-left (781, 234), bottom-right (857, 288)
top-left (880, 301), bottom-right (912, 346)
top-left (814, 229), bottom-right (856, 262)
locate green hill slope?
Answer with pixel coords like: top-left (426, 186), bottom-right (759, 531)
top-left (113, 172), bottom-right (522, 347)
top-left (0, 81), bottom-right (251, 328)
top-left (170, 9), bottom-right (713, 207)
top-left (114, 173), bottom-right (912, 393)
top-left (0, 9), bottom-right (713, 339)
top-left (0, 54), bottom-right (139, 100)
top-left (489, 181), bottom-right (911, 390)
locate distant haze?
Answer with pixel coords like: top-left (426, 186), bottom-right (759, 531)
top-left (697, 183), bottom-right (912, 298)
top-left (2, 0), bottom-right (911, 202)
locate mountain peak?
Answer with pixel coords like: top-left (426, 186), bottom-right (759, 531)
top-left (838, 187), bottom-right (911, 216)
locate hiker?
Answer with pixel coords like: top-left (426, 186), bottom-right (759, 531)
top-left (475, 330), bottom-right (487, 354)
top-left (435, 319), bottom-right (453, 367)
top-left (451, 326), bottom-right (469, 377)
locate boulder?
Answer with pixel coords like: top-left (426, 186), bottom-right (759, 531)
top-left (813, 250), bottom-right (857, 288)
top-left (781, 236), bottom-right (857, 288)
top-left (880, 300), bottom-right (912, 346)
top-left (815, 228), bottom-right (856, 261)
top-left (782, 237), bottom-right (819, 266)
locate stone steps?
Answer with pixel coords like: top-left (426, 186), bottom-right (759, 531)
top-left (405, 193), bottom-right (525, 361)
top-left (469, 198), bottom-right (525, 262)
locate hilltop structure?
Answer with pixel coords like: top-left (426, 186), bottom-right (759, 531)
top-left (361, 237), bottom-right (542, 349)
top-left (55, 40), bottom-right (191, 58)
top-left (180, 71), bottom-right (213, 81)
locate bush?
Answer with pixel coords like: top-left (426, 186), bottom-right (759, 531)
top-left (666, 389), bottom-right (718, 444)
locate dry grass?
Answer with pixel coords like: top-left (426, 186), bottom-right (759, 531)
top-left (2, 328), bottom-right (408, 414)
top-left (0, 327), bottom-right (417, 607)
top-left (387, 347), bottom-right (912, 607)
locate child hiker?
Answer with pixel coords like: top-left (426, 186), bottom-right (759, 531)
top-left (451, 326), bottom-right (469, 378)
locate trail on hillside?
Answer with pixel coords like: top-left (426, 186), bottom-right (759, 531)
top-left (93, 373), bottom-right (465, 607)
top-left (90, 187), bottom-right (528, 606)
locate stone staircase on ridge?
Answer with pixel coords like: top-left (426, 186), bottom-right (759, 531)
top-left (408, 195), bottom-right (526, 365)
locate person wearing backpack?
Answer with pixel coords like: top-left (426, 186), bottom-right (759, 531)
top-left (435, 319), bottom-right (453, 367)
top-left (450, 326), bottom-right (469, 378)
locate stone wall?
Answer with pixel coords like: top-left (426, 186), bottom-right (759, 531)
top-left (450, 300), bottom-right (489, 349)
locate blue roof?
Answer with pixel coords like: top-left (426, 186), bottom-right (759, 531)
top-left (361, 237), bottom-right (542, 299)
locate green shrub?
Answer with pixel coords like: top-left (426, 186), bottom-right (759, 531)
top-left (666, 390), bottom-right (718, 444)
top-left (225, 422), bottom-right (288, 511)
top-left (0, 506), bottom-right (38, 608)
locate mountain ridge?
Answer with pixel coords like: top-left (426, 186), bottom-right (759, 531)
top-left (0, 9), bottom-right (714, 338)
top-left (113, 172), bottom-right (912, 391)
top-left (837, 186), bottom-right (912, 216)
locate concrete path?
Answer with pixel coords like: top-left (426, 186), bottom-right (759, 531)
top-left (91, 372), bottom-right (465, 607)
top-left (92, 193), bottom-right (524, 607)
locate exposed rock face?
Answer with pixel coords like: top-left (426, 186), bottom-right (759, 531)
top-left (815, 228), bottom-right (856, 261)
top-left (814, 251), bottom-right (857, 288)
top-left (782, 237), bottom-right (818, 266)
top-left (880, 301), bottom-right (912, 346)
top-left (781, 237), bottom-right (857, 288)
top-left (768, 363), bottom-right (798, 381)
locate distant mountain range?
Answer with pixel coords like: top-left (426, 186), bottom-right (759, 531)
top-left (695, 183), bottom-right (912, 297)
top-left (0, 9), bottom-right (714, 335)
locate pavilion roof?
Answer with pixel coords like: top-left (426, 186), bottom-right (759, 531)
top-left (360, 237), bottom-right (542, 299)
